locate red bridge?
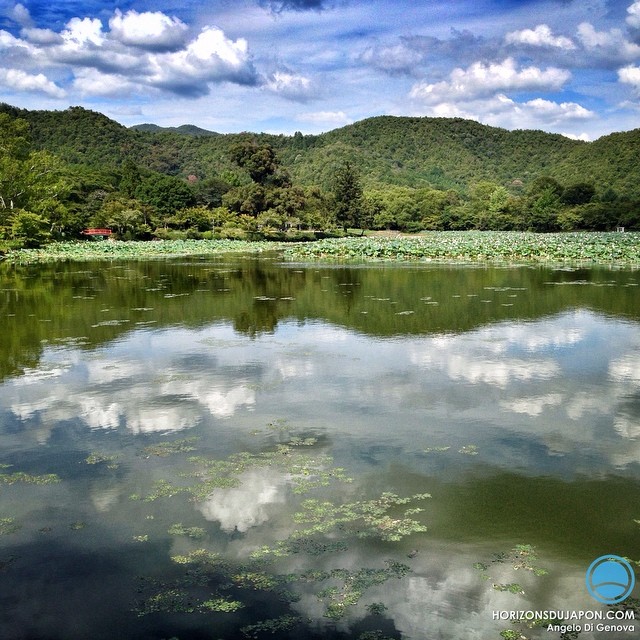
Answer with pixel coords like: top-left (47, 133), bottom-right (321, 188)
top-left (81, 228), bottom-right (113, 237)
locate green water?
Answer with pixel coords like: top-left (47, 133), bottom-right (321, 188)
top-left (0, 255), bottom-right (638, 639)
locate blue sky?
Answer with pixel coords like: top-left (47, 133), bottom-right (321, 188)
top-left (1, 0), bottom-right (640, 139)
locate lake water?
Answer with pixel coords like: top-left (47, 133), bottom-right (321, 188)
top-left (1, 254), bottom-right (639, 640)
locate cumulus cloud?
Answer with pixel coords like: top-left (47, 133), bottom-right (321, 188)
top-left (576, 22), bottom-right (640, 62)
top-left (10, 3), bottom-right (32, 28)
top-left (108, 9), bottom-right (189, 51)
top-left (259, 0), bottom-right (328, 12)
top-left (264, 70), bottom-right (316, 100)
top-left (298, 110), bottom-right (350, 125)
top-left (0, 67), bottom-right (65, 97)
top-left (619, 64), bottom-right (640, 89)
top-left (505, 24), bottom-right (576, 50)
top-left (146, 26), bottom-right (258, 95)
top-left (627, 1), bottom-right (640, 29)
top-left (409, 58), bottom-right (570, 104)
top-left (0, 5), bottom-right (259, 99)
top-left (359, 41), bottom-right (425, 75)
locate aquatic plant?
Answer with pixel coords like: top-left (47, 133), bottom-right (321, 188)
top-left (168, 523), bottom-right (207, 540)
top-left (85, 452), bottom-right (120, 469)
top-left (283, 232), bottom-right (640, 265)
top-left (141, 437), bottom-right (351, 503)
top-left (0, 468), bottom-right (60, 486)
top-left (142, 437), bottom-right (199, 458)
top-left (0, 517), bottom-right (21, 536)
top-left (315, 561), bottom-right (411, 620)
top-left (5, 239), bottom-right (286, 265)
top-left (240, 614), bottom-right (301, 638)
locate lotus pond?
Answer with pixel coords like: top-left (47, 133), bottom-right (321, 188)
top-left (0, 251), bottom-right (639, 640)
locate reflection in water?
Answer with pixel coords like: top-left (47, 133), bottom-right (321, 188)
top-left (0, 258), bottom-right (639, 639)
top-left (198, 469), bottom-right (287, 532)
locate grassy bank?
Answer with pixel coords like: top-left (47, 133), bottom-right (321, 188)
top-left (2, 232), bottom-right (639, 266)
top-left (282, 231), bottom-right (640, 265)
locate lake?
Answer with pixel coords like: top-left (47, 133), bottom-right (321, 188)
top-left (1, 254), bottom-right (639, 640)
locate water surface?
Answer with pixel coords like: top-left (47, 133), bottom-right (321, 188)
top-left (1, 255), bottom-right (639, 639)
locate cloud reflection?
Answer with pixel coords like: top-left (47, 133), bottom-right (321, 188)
top-left (197, 469), bottom-right (287, 532)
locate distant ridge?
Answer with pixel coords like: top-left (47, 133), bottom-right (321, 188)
top-left (1, 102), bottom-right (639, 197)
top-left (130, 123), bottom-right (219, 136)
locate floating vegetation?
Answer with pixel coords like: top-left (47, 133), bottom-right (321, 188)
top-left (475, 544), bottom-right (548, 579)
top-left (0, 517), bottom-right (21, 536)
top-left (85, 452), bottom-right (120, 469)
top-left (458, 444), bottom-right (478, 455)
top-left (283, 232), bottom-right (640, 265)
top-left (423, 446), bottom-right (451, 453)
top-left (315, 562), bottom-right (411, 620)
top-left (475, 545), bottom-right (550, 638)
top-left (240, 615), bottom-right (301, 638)
top-left (133, 535), bottom-right (149, 542)
top-left (367, 602), bottom-right (388, 615)
top-left (142, 437), bottom-right (199, 458)
top-left (6, 239), bottom-right (286, 265)
top-left (292, 492), bottom-right (430, 542)
top-left (142, 437), bottom-right (352, 502)
top-left (131, 425), bottom-right (430, 632)
top-left (0, 468), bottom-right (61, 486)
top-left (69, 521), bottom-right (87, 530)
top-left (168, 523), bottom-right (207, 540)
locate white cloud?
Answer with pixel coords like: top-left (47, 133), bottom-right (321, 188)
top-left (505, 24), bottom-right (576, 50)
top-left (619, 64), bottom-right (640, 89)
top-left (10, 3), bottom-right (32, 28)
top-left (0, 9), bottom-right (259, 100)
top-left (0, 67), bottom-right (65, 97)
top-left (71, 68), bottom-right (139, 97)
top-left (627, 1), bottom-right (640, 29)
top-left (359, 41), bottom-right (424, 75)
top-left (577, 22), bottom-right (640, 61)
top-left (147, 26), bottom-right (258, 94)
top-left (61, 17), bottom-right (105, 48)
top-left (409, 58), bottom-right (570, 104)
top-left (264, 70), bottom-right (316, 101)
top-left (108, 9), bottom-right (188, 51)
top-left (297, 110), bottom-right (351, 126)
top-left (409, 92), bottom-right (593, 134)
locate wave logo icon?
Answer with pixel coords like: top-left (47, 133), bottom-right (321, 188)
top-left (586, 555), bottom-right (636, 604)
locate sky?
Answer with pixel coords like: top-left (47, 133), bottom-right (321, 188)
top-left (1, 0), bottom-right (640, 139)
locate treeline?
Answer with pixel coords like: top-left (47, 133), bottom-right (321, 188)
top-left (1, 104), bottom-right (639, 250)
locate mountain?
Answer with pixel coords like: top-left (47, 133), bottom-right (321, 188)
top-left (2, 103), bottom-right (639, 197)
top-left (130, 123), bottom-right (219, 136)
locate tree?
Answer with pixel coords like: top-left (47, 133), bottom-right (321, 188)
top-left (135, 173), bottom-right (195, 218)
top-left (332, 162), bottom-right (364, 232)
top-left (229, 141), bottom-right (289, 186)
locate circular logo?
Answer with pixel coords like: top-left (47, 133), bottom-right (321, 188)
top-left (586, 555), bottom-right (636, 604)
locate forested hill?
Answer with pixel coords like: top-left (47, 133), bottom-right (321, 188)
top-left (2, 102), bottom-right (640, 247)
top-left (2, 102), bottom-right (639, 197)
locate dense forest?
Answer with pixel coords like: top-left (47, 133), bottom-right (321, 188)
top-left (1, 102), bottom-right (639, 249)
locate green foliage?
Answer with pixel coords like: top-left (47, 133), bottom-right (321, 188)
top-left (0, 517), bottom-right (21, 535)
top-left (282, 232), bottom-right (640, 265)
top-left (0, 469), bottom-right (61, 485)
top-left (332, 161), bottom-right (364, 231)
top-left (142, 438), bottom-right (199, 458)
top-left (168, 523), bottom-right (206, 539)
top-left (240, 615), bottom-right (301, 638)
top-left (10, 211), bottom-right (50, 247)
top-left (3, 104), bottom-right (640, 247)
